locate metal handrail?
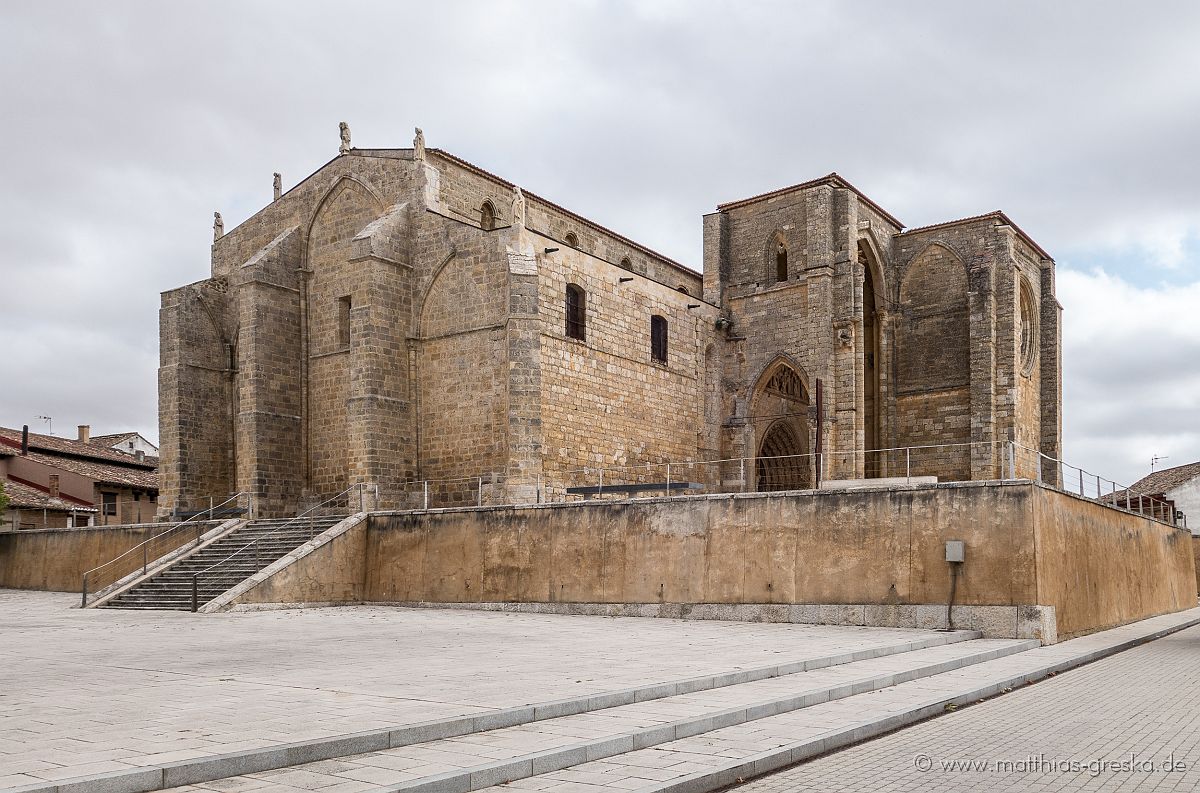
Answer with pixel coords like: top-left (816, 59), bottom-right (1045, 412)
top-left (81, 491), bottom-right (252, 607)
top-left (385, 441), bottom-right (1183, 525)
top-left (1011, 442), bottom-right (1180, 527)
top-left (189, 482), bottom-right (372, 612)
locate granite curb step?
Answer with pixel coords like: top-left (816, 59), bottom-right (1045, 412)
top-left (481, 607), bottom-right (1200, 793)
top-left (84, 636), bottom-right (1030, 793)
top-left (1, 630), bottom-right (981, 793)
top-left (365, 639), bottom-right (1036, 793)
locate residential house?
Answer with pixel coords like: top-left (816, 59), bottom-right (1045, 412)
top-left (0, 425), bottom-right (159, 530)
top-left (86, 428), bottom-right (160, 458)
top-left (1114, 461), bottom-right (1200, 534)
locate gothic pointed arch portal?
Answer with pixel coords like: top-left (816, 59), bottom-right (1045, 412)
top-left (756, 420), bottom-right (812, 490)
top-left (751, 363), bottom-right (813, 491)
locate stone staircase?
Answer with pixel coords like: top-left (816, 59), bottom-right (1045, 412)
top-left (100, 515), bottom-right (346, 611)
top-left (99, 630), bottom-right (1049, 793)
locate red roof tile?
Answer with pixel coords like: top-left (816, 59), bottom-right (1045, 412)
top-left (0, 426), bottom-right (157, 469)
top-left (2, 478), bottom-right (98, 512)
top-left (1113, 461), bottom-right (1200, 501)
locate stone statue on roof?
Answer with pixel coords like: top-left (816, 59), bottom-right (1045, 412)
top-left (273, 172), bottom-right (282, 201)
top-left (339, 121), bottom-right (351, 155)
top-left (414, 127), bottom-right (425, 161)
top-left (511, 186), bottom-right (526, 229)
top-left (213, 211), bottom-right (223, 241)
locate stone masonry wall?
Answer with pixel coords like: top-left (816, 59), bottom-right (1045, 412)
top-left (306, 177), bottom-right (385, 498)
top-left (163, 144), bottom-right (1061, 518)
top-left (426, 150), bottom-right (703, 292)
top-left (159, 280), bottom-right (236, 514)
top-left (893, 219), bottom-right (1005, 480)
top-left (413, 220), bottom-right (509, 505)
top-left (710, 185), bottom-right (888, 483)
top-left (235, 227), bottom-right (303, 517)
top-left (893, 242), bottom-right (971, 480)
top-left (163, 152), bottom-right (423, 517)
top-left (535, 229), bottom-right (718, 497)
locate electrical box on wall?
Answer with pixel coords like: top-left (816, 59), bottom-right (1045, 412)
top-left (945, 540), bottom-right (965, 563)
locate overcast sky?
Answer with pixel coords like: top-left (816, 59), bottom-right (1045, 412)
top-left (1, 0), bottom-right (1197, 487)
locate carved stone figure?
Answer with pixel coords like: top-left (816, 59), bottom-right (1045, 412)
top-left (414, 127), bottom-right (425, 160)
top-left (213, 211), bottom-right (223, 240)
top-left (273, 172), bottom-right (282, 201)
top-left (339, 121), bottom-right (351, 155)
top-left (511, 186), bottom-right (526, 229)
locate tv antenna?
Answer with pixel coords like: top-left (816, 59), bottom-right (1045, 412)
top-left (35, 415), bottom-right (53, 435)
top-left (1151, 455), bottom-right (1170, 472)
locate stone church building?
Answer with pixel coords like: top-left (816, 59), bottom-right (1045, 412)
top-left (159, 129), bottom-right (1061, 517)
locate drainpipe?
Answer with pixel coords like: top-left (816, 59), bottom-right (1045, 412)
top-left (944, 540), bottom-right (965, 631)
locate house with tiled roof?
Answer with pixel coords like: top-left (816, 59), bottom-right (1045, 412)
top-left (0, 424), bottom-right (159, 530)
top-left (87, 429), bottom-right (159, 459)
top-left (1112, 461), bottom-right (1200, 535)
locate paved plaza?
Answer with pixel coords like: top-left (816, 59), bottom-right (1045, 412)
top-left (3, 589), bottom-right (1199, 793)
top-left (737, 622), bottom-right (1200, 792)
top-left (0, 590), bottom-right (951, 789)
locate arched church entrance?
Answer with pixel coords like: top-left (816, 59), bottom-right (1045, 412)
top-left (751, 363), bottom-right (813, 491)
top-left (756, 421), bottom-right (811, 490)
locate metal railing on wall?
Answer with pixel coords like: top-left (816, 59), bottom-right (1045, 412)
top-left (188, 482), bottom-right (374, 612)
top-left (81, 491), bottom-right (253, 607)
top-left (369, 441), bottom-right (1183, 530)
top-left (1011, 443), bottom-right (1184, 529)
top-left (378, 441), bottom-right (989, 509)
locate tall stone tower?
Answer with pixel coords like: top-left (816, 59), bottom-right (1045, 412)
top-left (702, 174), bottom-right (1061, 488)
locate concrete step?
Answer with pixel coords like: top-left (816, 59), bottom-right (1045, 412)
top-left (135, 575), bottom-right (260, 584)
top-left (30, 628), bottom-right (980, 791)
top-left (220, 638), bottom-right (1037, 793)
top-left (105, 593), bottom-right (230, 604)
top-left (153, 557), bottom-right (294, 570)
top-left (462, 611), bottom-right (1200, 793)
top-left (128, 632), bottom-right (1038, 793)
top-left (37, 610), bottom-right (1200, 793)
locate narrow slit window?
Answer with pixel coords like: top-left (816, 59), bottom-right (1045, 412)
top-left (651, 314), bottom-right (668, 363)
top-left (480, 201), bottom-right (496, 231)
top-left (338, 296), bottom-right (352, 347)
top-left (565, 284), bottom-right (586, 341)
top-left (775, 240), bottom-right (788, 282)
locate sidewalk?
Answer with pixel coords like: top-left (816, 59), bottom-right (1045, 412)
top-left (738, 618), bottom-right (1200, 792)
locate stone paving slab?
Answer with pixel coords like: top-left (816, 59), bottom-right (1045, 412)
top-left (0, 590), bottom-right (968, 791)
top-left (734, 615), bottom-right (1200, 791)
top-left (149, 638), bottom-right (1030, 793)
top-left (460, 605), bottom-right (1200, 793)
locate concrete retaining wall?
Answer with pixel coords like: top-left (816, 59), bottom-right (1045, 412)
top-left (365, 482), bottom-right (1036, 609)
top-left (1032, 488), bottom-right (1196, 637)
top-left (1193, 535), bottom-right (1200, 596)
top-left (0, 523), bottom-right (216, 592)
top-left (210, 515), bottom-right (368, 610)
top-left (350, 482), bottom-right (1193, 641)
